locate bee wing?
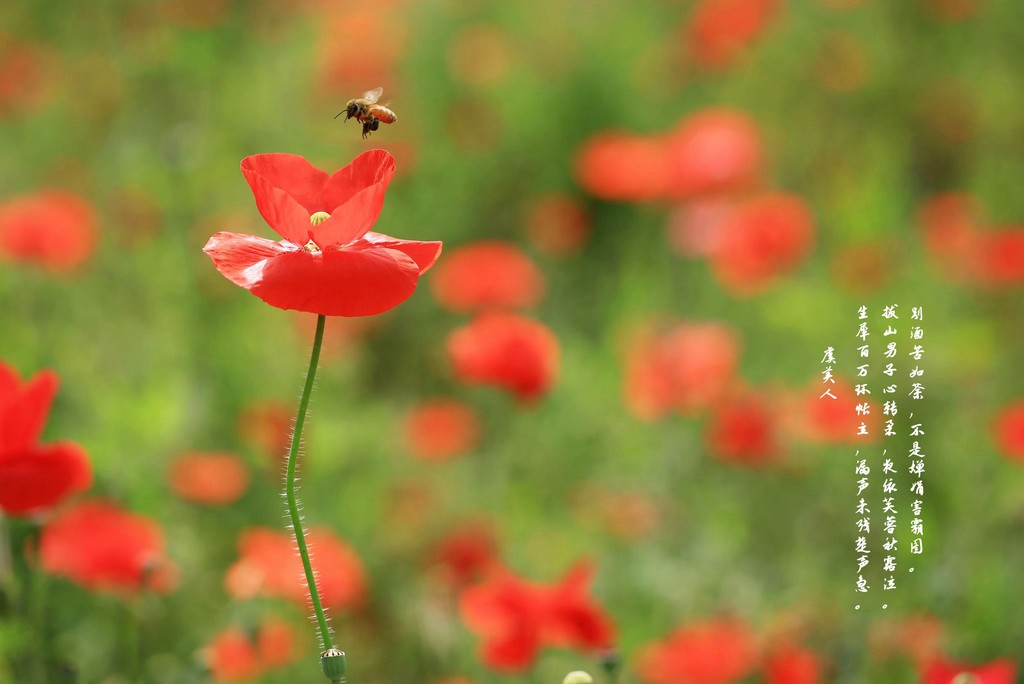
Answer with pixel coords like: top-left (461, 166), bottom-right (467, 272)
top-left (362, 87), bottom-right (383, 104)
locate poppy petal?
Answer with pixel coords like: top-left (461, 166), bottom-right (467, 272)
top-left (354, 232), bottom-right (443, 274)
top-left (250, 246), bottom-right (421, 316)
top-left (313, 150), bottom-right (397, 248)
top-left (0, 366), bottom-right (59, 452)
top-left (241, 156), bottom-right (316, 245)
top-left (203, 232), bottom-right (296, 289)
top-left (0, 441), bottom-right (92, 516)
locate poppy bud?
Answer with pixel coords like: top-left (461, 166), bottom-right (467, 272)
top-left (310, 211), bottom-right (331, 225)
top-left (951, 675), bottom-right (979, 684)
top-left (563, 671), bottom-right (593, 684)
top-left (321, 647), bottom-right (346, 682)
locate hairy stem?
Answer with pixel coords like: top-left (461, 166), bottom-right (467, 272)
top-left (286, 314), bottom-right (333, 650)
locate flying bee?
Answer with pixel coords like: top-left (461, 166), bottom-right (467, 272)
top-left (334, 87), bottom-right (398, 139)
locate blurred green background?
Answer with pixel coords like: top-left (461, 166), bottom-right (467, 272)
top-left (1, 0), bottom-right (1023, 682)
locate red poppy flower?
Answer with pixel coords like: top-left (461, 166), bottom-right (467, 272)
top-left (689, 0), bottom-right (781, 69)
top-left (920, 658), bottom-right (1017, 684)
top-left (624, 321), bottom-right (740, 421)
top-left (405, 398), bottom-right (481, 462)
top-left (971, 228), bottom-right (1024, 287)
top-left (225, 527), bottom-right (366, 609)
top-left (637, 618), bottom-right (758, 684)
top-left (169, 452), bottom-right (250, 505)
top-left (665, 110), bottom-right (763, 198)
top-left (205, 617), bottom-right (300, 682)
top-left (203, 150), bottom-right (442, 317)
top-left (706, 392), bottom-right (781, 466)
top-left (448, 312), bottom-right (560, 402)
top-left (575, 132), bottom-right (670, 202)
top-left (0, 191), bottom-right (97, 272)
top-left (0, 361), bottom-right (91, 517)
top-left (994, 400), bottom-right (1024, 463)
top-left (709, 192), bottom-right (814, 295)
top-left (428, 522), bottom-right (499, 586)
top-left (430, 241), bottom-right (545, 313)
top-left (460, 562), bottom-right (615, 672)
top-left (764, 645), bottom-right (822, 684)
top-left (525, 194), bottom-right (591, 256)
top-left (39, 500), bottom-right (175, 594)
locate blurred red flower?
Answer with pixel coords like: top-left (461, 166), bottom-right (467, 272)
top-left (689, 0), bottom-right (781, 69)
top-left (665, 109), bottom-right (763, 198)
top-left (460, 562), bottom-right (615, 672)
top-left (206, 617), bottom-right (299, 682)
top-left (405, 398), bottom-right (481, 462)
top-left (430, 241), bottom-right (545, 313)
top-left (0, 361), bottom-right (91, 517)
top-left (448, 312), bottom-right (560, 402)
top-left (788, 377), bottom-right (878, 444)
top-left (637, 617), bottom-right (758, 684)
top-left (764, 645), bottom-right (822, 684)
top-left (0, 191), bottom-right (97, 272)
top-left (575, 132), bottom-right (670, 202)
top-left (624, 321), bottom-right (740, 421)
top-left (666, 199), bottom-right (737, 258)
top-left (237, 400), bottom-right (292, 465)
top-left (709, 192), bottom-right (814, 295)
top-left (204, 151), bottom-right (442, 316)
top-left (917, 193), bottom-right (982, 281)
top-left (169, 452), bottom-right (250, 505)
top-left (994, 400), bottom-right (1024, 463)
top-left (920, 658), bottom-right (1017, 684)
top-left (428, 522), bottom-right (499, 586)
top-left (971, 228), bottom-right (1024, 287)
top-left (524, 194), bottom-right (591, 256)
top-left (39, 500), bottom-right (175, 594)
top-left (706, 392), bottom-right (781, 466)
top-left (225, 527), bottom-right (366, 609)
top-left (0, 37), bottom-right (51, 114)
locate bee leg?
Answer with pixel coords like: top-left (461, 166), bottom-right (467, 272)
top-left (368, 117), bottom-right (380, 132)
top-left (361, 121), bottom-right (372, 138)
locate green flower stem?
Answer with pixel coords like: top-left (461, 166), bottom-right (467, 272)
top-left (286, 313), bottom-right (333, 651)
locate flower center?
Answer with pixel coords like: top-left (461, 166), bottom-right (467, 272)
top-left (310, 211), bottom-right (331, 226)
top-left (303, 240), bottom-right (321, 253)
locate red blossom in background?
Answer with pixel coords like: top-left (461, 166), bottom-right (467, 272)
top-left (447, 312), bottom-right (560, 402)
top-left (706, 392), bottom-right (781, 466)
top-left (404, 398), bottom-right (481, 462)
top-left (763, 645), bottom-right (823, 684)
top-left (0, 361), bottom-right (91, 517)
top-left (459, 563), bottom-right (615, 672)
top-left (920, 657), bottom-right (1017, 684)
top-left (708, 192), bottom-right (814, 295)
top-left (237, 400), bottom-right (292, 467)
top-left (575, 132), bottom-right (670, 202)
top-left (666, 109), bottom-right (763, 199)
top-left (994, 400), bottom-right (1024, 463)
top-left (688, 0), bottom-right (781, 69)
top-left (430, 241), bottom-right (545, 313)
top-left (787, 377), bottom-right (878, 444)
top-left (203, 150), bottom-right (442, 316)
top-left (524, 194), bottom-right (591, 256)
top-left (225, 527), bottom-right (366, 610)
top-left (0, 191), bottom-right (97, 272)
top-left (428, 522), bottom-right (500, 586)
top-left (624, 321), bottom-right (740, 421)
top-left (169, 452), bottom-right (250, 505)
top-left (39, 500), bottom-right (175, 594)
top-left (205, 617), bottom-right (300, 682)
top-left (637, 618), bottom-right (758, 684)
top-left (917, 193), bottom-right (1024, 288)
